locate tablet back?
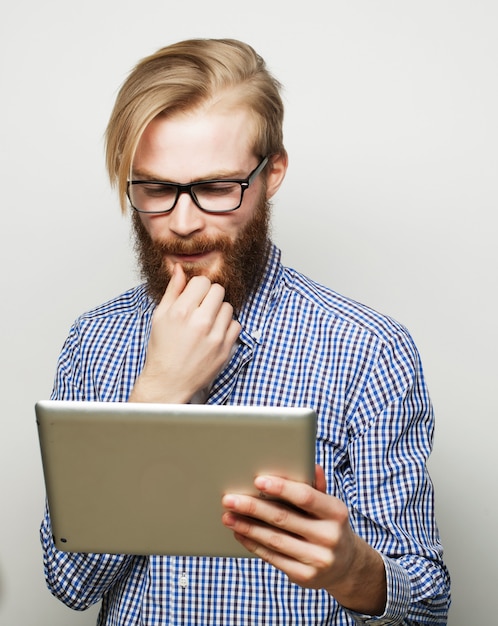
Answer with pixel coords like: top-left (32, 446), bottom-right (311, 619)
top-left (36, 401), bottom-right (316, 558)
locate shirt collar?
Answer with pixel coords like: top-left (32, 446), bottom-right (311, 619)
top-left (236, 241), bottom-right (283, 346)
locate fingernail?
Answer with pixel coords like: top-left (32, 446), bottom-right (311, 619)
top-left (223, 512), bottom-right (236, 528)
top-left (222, 495), bottom-right (238, 508)
top-left (255, 476), bottom-right (271, 490)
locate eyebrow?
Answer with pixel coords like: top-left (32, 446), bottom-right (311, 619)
top-left (131, 167), bottom-right (248, 183)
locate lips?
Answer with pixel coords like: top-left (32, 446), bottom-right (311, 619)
top-left (171, 249), bottom-right (217, 264)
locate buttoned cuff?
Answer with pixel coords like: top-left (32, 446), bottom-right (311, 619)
top-left (343, 553), bottom-right (411, 625)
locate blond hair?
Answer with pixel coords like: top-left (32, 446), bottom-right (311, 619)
top-left (105, 38), bottom-right (286, 212)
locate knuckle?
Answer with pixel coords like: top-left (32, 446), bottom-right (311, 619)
top-left (266, 532), bottom-right (286, 553)
top-left (312, 548), bottom-right (334, 571)
top-left (255, 545), bottom-right (276, 566)
top-left (295, 486), bottom-right (316, 510)
top-left (189, 275), bottom-right (211, 289)
top-left (168, 304), bottom-right (190, 324)
top-left (210, 282), bottom-right (226, 298)
top-left (244, 498), bottom-right (259, 517)
top-left (220, 302), bottom-right (234, 319)
top-left (191, 314), bottom-right (212, 334)
top-left (271, 505), bottom-right (290, 528)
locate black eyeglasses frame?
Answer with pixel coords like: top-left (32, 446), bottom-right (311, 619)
top-left (127, 155), bottom-right (269, 215)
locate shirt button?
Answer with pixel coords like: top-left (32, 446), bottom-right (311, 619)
top-left (179, 572), bottom-right (188, 589)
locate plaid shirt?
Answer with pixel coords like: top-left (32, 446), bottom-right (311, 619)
top-left (40, 244), bottom-right (450, 625)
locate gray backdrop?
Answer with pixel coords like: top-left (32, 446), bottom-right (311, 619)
top-left (1, 2), bottom-right (496, 624)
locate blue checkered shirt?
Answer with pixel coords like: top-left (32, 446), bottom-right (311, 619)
top-left (40, 244), bottom-right (450, 625)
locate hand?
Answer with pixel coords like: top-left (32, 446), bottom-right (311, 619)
top-left (129, 264), bottom-right (241, 403)
top-left (221, 465), bottom-right (386, 616)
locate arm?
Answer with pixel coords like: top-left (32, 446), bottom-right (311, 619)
top-left (222, 466), bottom-right (387, 616)
top-left (41, 327), bottom-right (138, 609)
top-left (222, 329), bottom-right (450, 624)
top-left (40, 502), bottom-right (137, 611)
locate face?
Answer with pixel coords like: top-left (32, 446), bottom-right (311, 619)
top-left (131, 105), bottom-right (287, 310)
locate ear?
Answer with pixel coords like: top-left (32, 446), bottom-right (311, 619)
top-left (265, 152), bottom-right (288, 200)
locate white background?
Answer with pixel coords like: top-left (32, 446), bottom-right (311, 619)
top-left (1, 2), bottom-right (497, 624)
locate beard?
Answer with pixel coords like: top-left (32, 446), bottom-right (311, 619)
top-left (132, 193), bottom-right (271, 312)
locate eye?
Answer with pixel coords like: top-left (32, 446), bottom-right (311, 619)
top-left (139, 183), bottom-right (177, 198)
top-left (196, 182), bottom-right (240, 196)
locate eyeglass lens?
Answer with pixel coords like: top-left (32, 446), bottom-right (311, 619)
top-left (128, 181), bottom-right (244, 213)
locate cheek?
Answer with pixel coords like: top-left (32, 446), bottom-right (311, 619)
top-left (137, 213), bottom-right (151, 232)
top-left (138, 214), bottom-right (166, 240)
top-left (220, 216), bottom-right (248, 241)
top-left (224, 198), bottom-right (260, 236)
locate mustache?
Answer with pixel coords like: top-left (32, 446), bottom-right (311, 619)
top-left (152, 235), bottom-right (232, 256)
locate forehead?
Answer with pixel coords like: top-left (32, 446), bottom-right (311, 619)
top-left (133, 105), bottom-right (258, 179)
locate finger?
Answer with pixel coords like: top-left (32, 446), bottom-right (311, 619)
top-left (230, 529), bottom-right (332, 590)
top-left (223, 510), bottom-right (307, 554)
top-left (198, 301), bottom-right (241, 362)
top-left (161, 274), bottom-right (213, 319)
top-left (195, 282), bottom-right (227, 319)
top-left (156, 263), bottom-right (187, 312)
top-left (222, 494), bottom-right (339, 567)
top-left (206, 300), bottom-right (238, 336)
top-left (222, 508), bottom-right (329, 570)
top-left (315, 465), bottom-right (327, 494)
top-left (225, 316), bottom-right (242, 346)
top-left (252, 475), bottom-right (341, 521)
top-left (191, 287), bottom-right (241, 348)
top-left (222, 492), bottom-right (314, 535)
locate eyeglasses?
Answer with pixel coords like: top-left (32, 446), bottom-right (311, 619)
top-left (127, 156), bottom-right (269, 214)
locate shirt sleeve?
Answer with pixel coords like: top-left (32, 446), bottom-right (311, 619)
top-left (40, 322), bottom-right (136, 610)
top-left (40, 502), bottom-right (136, 611)
top-left (342, 327), bottom-right (451, 624)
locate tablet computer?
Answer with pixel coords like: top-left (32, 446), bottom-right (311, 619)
top-left (36, 400), bottom-right (317, 558)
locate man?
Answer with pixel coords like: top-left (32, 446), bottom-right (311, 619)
top-left (41, 38), bottom-right (450, 624)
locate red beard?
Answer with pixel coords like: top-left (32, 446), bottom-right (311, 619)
top-left (132, 194), bottom-right (271, 312)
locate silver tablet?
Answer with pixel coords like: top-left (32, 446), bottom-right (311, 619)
top-left (36, 400), bottom-right (316, 558)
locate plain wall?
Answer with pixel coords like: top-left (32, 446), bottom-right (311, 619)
top-left (1, 2), bottom-right (496, 624)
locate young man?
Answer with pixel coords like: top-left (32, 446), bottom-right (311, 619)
top-left (41, 38), bottom-right (450, 624)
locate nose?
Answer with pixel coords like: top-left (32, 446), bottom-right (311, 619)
top-left (167, 192), bottom-right (205, 237)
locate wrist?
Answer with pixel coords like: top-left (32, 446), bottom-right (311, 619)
top-left (327, 536), bottom-right (387, 617)
top-left (128, 373), bottom-right (191, 404)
